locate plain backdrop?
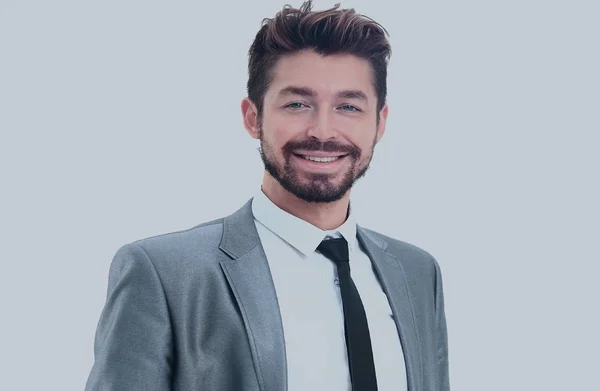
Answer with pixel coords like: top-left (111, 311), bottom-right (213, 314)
top-left (1, 0), bottom-right (598, 390)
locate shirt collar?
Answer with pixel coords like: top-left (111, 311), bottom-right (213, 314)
top-left (251, 188), bottom-right (358, 256)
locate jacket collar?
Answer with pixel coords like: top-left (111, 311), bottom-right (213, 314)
top-left (218, 197), bottom-right (422, 391)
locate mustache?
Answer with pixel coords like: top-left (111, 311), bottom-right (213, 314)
top-left (283, 139), bottom-right (360, 157)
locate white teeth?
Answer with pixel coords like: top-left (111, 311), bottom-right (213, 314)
top-left (303, 155), bottom-right (340, 162)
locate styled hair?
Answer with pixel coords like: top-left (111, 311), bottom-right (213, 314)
top-left (247, 0), bottom-right (392, 118)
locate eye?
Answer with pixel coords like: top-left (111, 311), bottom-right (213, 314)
top-left (285, 102), bottom-right (308, 109)
top-left (339, 104), bottom-right (361, 112)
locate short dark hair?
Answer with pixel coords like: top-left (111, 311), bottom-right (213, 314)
top-left (247, 1), bottom-right (392, 118)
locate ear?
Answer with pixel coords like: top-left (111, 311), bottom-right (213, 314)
top-left (241, 97), bottom-right (260, 139)
top-left (375, 103), bottom-right (389, 144)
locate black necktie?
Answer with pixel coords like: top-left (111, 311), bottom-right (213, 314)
top-left (317, 237), bottom-right (378, 391)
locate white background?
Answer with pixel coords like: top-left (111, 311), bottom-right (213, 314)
top-left (1, 0), bottom-right (598, 389)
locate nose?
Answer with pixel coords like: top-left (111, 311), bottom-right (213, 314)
top-left (306, 108), bottom-right (337, 140)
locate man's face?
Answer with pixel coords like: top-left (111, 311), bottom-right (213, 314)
top-left (248, 49), bottom-right (387, 203)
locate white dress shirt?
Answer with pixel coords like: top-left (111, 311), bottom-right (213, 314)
top-left (252, 189), bottom-right (407, 391)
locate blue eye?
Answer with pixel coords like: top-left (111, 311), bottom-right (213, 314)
top-left (286, 102), bottom-right (306, 109)
top-left (340, 105), bottom-right (360, 112)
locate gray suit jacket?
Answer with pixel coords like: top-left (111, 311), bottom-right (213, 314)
top-left (85, 198), bottom-right (450, 391)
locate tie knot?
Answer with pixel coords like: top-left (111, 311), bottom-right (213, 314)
top-left (317, 237), bottom-right (349, 264)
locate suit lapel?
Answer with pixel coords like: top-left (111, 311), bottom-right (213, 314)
top-left (219, 199), bottom-right (287, 391)
top-left (215, 200), bottom-right (422, 391)
top-left (357, 226), bottom-right (423, 391)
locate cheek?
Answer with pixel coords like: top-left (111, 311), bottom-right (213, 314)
top-left (353, 133), bottom-right (377, 160)
top-left (263, 114), bottom-right (307, 145)
top-left (259, 125), bottom-right (291, 159)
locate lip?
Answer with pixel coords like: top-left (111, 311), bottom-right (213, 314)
top-left (291, 153), bottom-right (348, 172)
top-left (292, 151), bottom-right (349, 158)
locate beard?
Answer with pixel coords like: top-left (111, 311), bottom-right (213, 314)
top-left (257, 124), bottom-right (377, 203)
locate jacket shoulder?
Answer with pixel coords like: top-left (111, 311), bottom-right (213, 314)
top-left (359, 226), bottom-right (439, 271)
top-left (360, 226), bottom-right (443, 288)
top-left (135, 217), bottom-right (223, 243)
top-left (361, 227), bottom-right (434, 258)
top-left (121, 217), bottom-right (226, 265)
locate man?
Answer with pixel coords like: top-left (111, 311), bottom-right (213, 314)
top-left (85, 1), bottom-right (450, 390)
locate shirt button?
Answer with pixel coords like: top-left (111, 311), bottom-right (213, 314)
top-left (334, 278), bottom-right (340, 286)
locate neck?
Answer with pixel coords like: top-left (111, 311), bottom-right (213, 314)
top-left (261, 173), bottom-right (350, 231)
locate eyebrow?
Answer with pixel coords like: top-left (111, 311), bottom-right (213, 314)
top-left (278, 86), bottom-right (369, 103)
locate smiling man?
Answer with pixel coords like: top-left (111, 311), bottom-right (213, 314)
top-left (247, 51), bottom-right (381, 208)
top-left (85, 2), bottom-right (450, 391)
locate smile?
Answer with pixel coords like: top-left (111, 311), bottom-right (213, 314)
top-left (301, 155), bottom-right (343, 162)
top-left (291, 153), bottom-right (349, 171)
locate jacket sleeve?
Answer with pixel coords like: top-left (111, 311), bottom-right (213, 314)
top-left (433, 257), bottom-right (450, 391)
top-left (85, 243), bottom-right (174, 391)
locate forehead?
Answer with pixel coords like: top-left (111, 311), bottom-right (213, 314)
top-left (266, 50), bottom-right (376, 99)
